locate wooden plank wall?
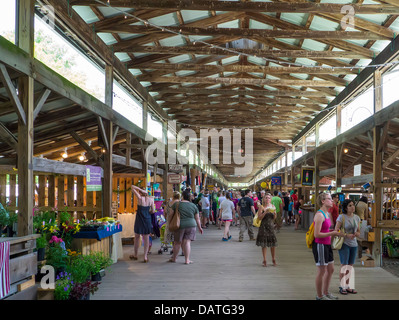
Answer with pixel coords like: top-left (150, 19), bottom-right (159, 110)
top-left (112, 174), bottom-right (163, 214)
top-left (0, 173), bottom-right (102, 221)
top-left (113, 176), bottom-right (140, 213)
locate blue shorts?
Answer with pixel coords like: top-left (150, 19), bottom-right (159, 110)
top-left (338, 243), bottom-right (358, 265)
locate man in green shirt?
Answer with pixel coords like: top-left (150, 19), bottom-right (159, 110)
top-left (271, 190), bottom-right (283, 232)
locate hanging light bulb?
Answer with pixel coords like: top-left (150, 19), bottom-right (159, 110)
top-left (79, 154), bottom-right (86, 161)
top-left (61, 148), bottom-right (68, 159)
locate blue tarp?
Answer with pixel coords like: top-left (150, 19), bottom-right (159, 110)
top-left (72, 225), bottom-right (123, 241)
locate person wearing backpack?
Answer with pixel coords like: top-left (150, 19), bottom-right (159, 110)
top-left (313, 193), bottom-right (343, 300)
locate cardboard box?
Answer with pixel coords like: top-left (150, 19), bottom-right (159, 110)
top-left (367, 232), bottom-right (375, 242)
top-left (360, 256), bottom-right (375, 267)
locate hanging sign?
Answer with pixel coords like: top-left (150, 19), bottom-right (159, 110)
top-left (168, 174), bottom-right (182, 184)
top-left (354, 164), bottom-right (361, 176)
top-left (86, 165), bottom-right (102, 191)
top-left (271, 176), bottom-right (282, 186)
top-left (301, 168), bottom-right (314, 186)
top-left (169, 164), bottom-right (183, 173)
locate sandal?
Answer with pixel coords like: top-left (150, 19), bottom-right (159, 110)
top-left (262, 261), bottom-right (267, 267)
top-left (143, 258), bottom-right (149, 263)
top-left (339, 287), bottom-right (348, 295)
top-left (168, 258), bottom-right (176, 263)
top-left (346, 288), bottom-right (357, 294)
top-left (129, 255), bottom-right (138, 260)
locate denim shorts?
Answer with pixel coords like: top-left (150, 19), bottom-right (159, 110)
top-left (338, 243), bottom-right (358, 265)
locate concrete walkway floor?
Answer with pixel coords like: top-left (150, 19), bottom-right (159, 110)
top-left (92, 223), bottom-right (399, 300)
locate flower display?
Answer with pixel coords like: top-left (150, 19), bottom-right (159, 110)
top-left (54, 272), bottom-right (74, 300)
top-left (32, 208), bottom-right (116, 300)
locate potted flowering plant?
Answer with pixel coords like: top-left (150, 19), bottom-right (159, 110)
top-left (69, 280), bottom-right (99, 300)
top-left (54, 271), bottom-right (74, 300)
top-left (0, 203), bottom-right (17, 237)
top-left (46, 237), bottom-right (68, 274)
top-left (36, 234), bottom-right (47, 261)
top-left (87, 252), bottom-right (104, 281)
top-left (67, 252), bottom-right (91, 284)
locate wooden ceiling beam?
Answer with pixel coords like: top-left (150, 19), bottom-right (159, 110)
top-left (110, 12), bottom-right (245, 51)
top-left (136, 62), bottom-right (357, 75)
top-left (71, 0), bottom-right (399, 14)
top-left (143, 75), bottom-right (343, 87)
top-left (98, 25), bottom-right (390, 40)
top-left (120, 45), bottom-right (371, 59)
top-left (152, 87), bottom-right (332, 97)
top-left (160, 96), bottom-right (328, 105)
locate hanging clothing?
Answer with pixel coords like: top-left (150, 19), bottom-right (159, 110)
top-left (0, 241), bottom-right (10, 299)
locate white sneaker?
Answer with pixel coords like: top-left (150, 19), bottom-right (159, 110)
top-left (325, 292), bottom-right (339, 300)
top-left (316, 295), bottom-right (331, 300)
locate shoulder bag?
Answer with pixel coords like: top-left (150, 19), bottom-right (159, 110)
top-left (332, 214), bottom-right (345, 250)
top-left (168, 201), bottom-right (181, 232)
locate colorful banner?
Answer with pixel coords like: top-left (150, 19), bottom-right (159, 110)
top-left (86, 165), bottom-right (102, 191)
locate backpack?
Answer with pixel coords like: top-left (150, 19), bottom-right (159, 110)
top-left (306, 222), bottom-right (315, 249)
top-left (306, 210), bottom-right (327, 248)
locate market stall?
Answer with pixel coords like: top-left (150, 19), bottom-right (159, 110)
top-left (71, 218), bottom-right (123, 263)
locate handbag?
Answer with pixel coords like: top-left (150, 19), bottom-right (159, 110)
top-left (332, 214), bottom-right (345, 250)
top-left (168, 201), bottom-right (181, 232)
top-left (253, 214), bottom-right (261, 227)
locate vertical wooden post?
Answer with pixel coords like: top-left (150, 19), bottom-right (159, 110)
top-left (315, 123), bottom-right (320, 148)
top-left (0, 174), bottom-right (6, 205)
top-left (103, 119), bottom-right (113, 217)
top-left (38, 175), bottom-right (46, 207)
top-left (372, 69), bottom-right (383, 267)
top-left (302, 136), bottom-right (307, 156)
top-left (372, 125), bottom-right (383, 267)
top-left (9, 175), bottom-right (17, 208)
top-left (16, 0), bottom-right (35, 236)
top-left (125, 133), bottom-right (131, 166)
top-left (374, 70), bottom-right (382, 114)
top-left (103, 65), bottom-right (113, 217)
top-left (76, 176), bottom-right (84, 220)
top-left (284, 149), bottom-right (288, 189)
top-left (57, 176), bottom-right (65, 208)
top-left (335, 145), bottom-right (343, 189)
top-left (314, 153), bottom-right (320, 211)
top-left (162, 121), bottom-right (169, 201)
top-left (336, 104), bottom-right (342, 136)
top-left (142, 102), bottom-right (149, 189)
top-left (48, 175), bottom-right (55, 208)
top-left (67, 176), bottom-right (75, 209)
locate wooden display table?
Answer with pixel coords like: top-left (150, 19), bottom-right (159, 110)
top-left (71, 226), bottom-right (122, 260)
top-left (117, 213), bottom-right (136, 239)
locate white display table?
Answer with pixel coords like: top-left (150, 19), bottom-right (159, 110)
top-left (117, 213), bottom-right (136, 238)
